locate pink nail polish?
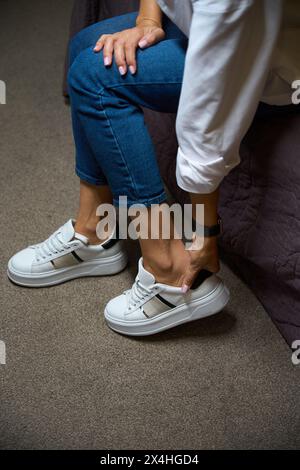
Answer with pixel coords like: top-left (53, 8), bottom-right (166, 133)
top-left (181, 284), bottom-right (189, 294)
top-left (129, 66), bottom-right (136, 75)
top-left (104, 57), bottom-right (110, 66)
top-left (139, 40), bottom-right (148, 49)
top-left (119, 66), bottom-right (126, 76)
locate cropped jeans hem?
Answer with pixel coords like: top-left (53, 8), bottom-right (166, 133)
top-left (76, 166), bottom-right (107, 187)
top-left (113, 192), bottom-right (167, 208)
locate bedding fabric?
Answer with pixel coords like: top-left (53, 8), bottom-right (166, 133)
top-left (219, 104), bottom-right (300, 346)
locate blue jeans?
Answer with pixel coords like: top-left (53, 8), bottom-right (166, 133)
top-left (68, 12), bottom-right (187, 207)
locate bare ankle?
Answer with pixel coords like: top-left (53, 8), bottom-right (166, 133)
top-left (75, 218), bottom-right (105, 245)
top-left (144, 260), bottom-right (187, 287)
top-left (143, 248), bottom-right (189, 287)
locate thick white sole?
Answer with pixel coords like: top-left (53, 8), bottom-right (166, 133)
top-left (104, 280), bottom-right (230, 336)
top-left (7, 251), bottom-right (128, 287)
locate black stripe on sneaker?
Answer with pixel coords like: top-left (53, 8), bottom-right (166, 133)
top-left (155, 294), bottom-right (176, 309)
top-left (102, 237), bottom-right (118, 250)
top-left (190, 270), bottom-right (212, 290)
top-left (102, 223), bottom-right (120, 250)
top-left (71, 251), bottom-right (84, 263)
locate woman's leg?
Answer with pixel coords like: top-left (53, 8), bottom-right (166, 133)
top-left (68, 13), bottom-right (187, 206)
top-left (68, 13), bottom-right (189, 285)
top-left (68, 12), bottom-right (186, 250)
top-left (137, 207), bottom-right (190, 286)
top-left (69, 14), bottom-right (143, 244)
top-left (75, 181), bottom-right (112, 245)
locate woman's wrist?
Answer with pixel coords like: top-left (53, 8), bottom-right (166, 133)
top-left (190, 190), bottom-right (219, 227)
top-left (136, 15), bottom-right (162, 29)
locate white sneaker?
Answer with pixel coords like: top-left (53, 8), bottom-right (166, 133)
top-left (104, 258), bottom-right (230, 336)
top-left (7, 219), bottom-right (127, 287)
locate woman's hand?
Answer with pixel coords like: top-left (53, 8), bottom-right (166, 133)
top-left (93, 24), bottom-right (165, 75)
top-left (181, 190), bottom-right (220, 292)
top-left (182, 237), bottom-right (220, 293)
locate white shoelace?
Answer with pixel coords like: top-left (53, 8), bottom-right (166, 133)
top-left (125, 280), bottom-right (154, 311)
top-left (34, 230), bottom-right (72, 261)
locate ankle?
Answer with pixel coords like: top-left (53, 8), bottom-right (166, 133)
top-left (143, 250), bottom-right (189, 287)
top-left (75, 218), bottom-right (104, 245)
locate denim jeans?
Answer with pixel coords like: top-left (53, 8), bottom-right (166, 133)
top-left (68, 12), bottom-right (188, 207)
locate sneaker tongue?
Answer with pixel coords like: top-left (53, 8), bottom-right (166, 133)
top-left (60, 219), bottom-right (76, 243)
top-left (60, 219), bottom-right (89, 245)
top-left (74, 232), bottom-right (89, 245)
top-left (137, 258), bottom-right (156, 287)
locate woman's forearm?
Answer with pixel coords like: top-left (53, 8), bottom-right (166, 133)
top-left (190, 190), bottom-right (219, 227)
top-left (137, 0), bottom-right (163, 27)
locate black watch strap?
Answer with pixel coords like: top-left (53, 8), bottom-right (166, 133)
top-left (192, 217), bottom-right (223, 237)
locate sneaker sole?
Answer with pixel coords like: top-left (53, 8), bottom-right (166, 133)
top-left (7, 251), bottom-right (128, 287)
top-left (104, 280), bottom-right (230, 336)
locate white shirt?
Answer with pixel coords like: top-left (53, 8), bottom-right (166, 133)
top-left (156, 0), bottom-right (300, 194)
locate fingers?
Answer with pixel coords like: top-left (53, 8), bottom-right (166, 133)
top-left (94, 34), bottom-right (137, 75)
top-left (93, 35), bottom-right (105, 53)
top-left (102, 36), bottom-right (114, 66)
top-left (181, 266), bottom-right (198, 294)
top-left (138, 28), bottom-right (165, 49)
top-left (125, 42), bottom-right (137, 75)
top-left (94, 28), bottom-right (165, 75)
top-left (114, 39), bottom-right (127, 75)
top-left (138, 36), bottom-right (148, 49)
top-left (181, 240), bottom-right (221, 294)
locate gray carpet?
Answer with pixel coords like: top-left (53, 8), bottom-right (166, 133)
top-left (0, 0), bottom-right (300, 450)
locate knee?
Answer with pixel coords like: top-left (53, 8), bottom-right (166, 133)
top-left (68, 47), bottom-right (93, 92)
top-left (69, 19), bottom-right (112, 67)
top-left (68, 46), bottom-right (108, 95)
top-left (68, 35), bottom-right (80, 68)
top-left (69, 23), bottom-right (98, 66)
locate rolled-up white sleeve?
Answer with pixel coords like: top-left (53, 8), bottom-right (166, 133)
top-left (176, 0), bottom-right (283, 194)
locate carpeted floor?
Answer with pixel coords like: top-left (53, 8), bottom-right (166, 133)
top-left (0, 0), bottom-right (299, 450)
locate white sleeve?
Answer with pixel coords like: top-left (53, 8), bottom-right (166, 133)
top-left (175, 0), bottom-right (283, 194)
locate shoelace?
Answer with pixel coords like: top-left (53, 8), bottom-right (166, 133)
top-left (34, 230), bottom-right (73, 261)
top-left (125, 280), bottom-right (154, 311)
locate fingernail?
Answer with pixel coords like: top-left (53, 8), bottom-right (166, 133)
top-left (119, 66), bottom-right (126, 75)
top-left (129, 65), bottom-right (136, 75)
top-left (181, 284), bottom-right (189, 294)
top-left (104, 57), bottom-right (110, 66)
top-left (139, 40), bottom-right (148, 48)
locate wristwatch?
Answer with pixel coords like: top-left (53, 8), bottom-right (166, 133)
top-left (192, 217), bottom-right (223, 237)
